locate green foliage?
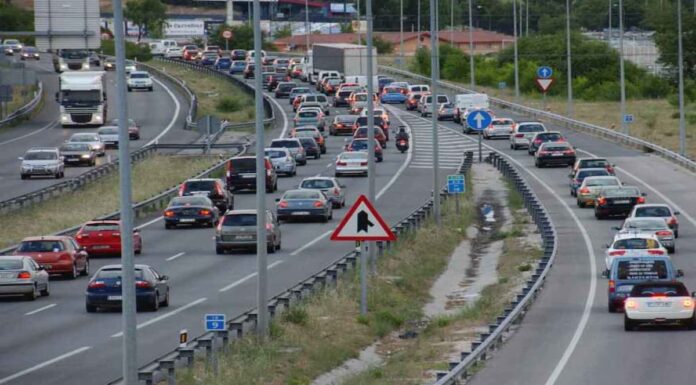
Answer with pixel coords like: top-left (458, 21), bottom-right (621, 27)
top-left (124, 0), bottom-right (167, 41)
top-left (340, 23), bottom-right (354, 33)
top-left (215, 96), bottom-right (243, 113)
top-left (358, 36), bottom-right (394, 54)
top-left (274, 24), bottom-right (292, 39)
top-left (100, 40), bottom-right (152, 61)
top-left (281, 306), bottom-right (309, 326)
top-left (207, 24), bottom-right (276, 51)
top-left (409, 47), bottom-right (431, 75)
top-left (0, 3), bottom-right (34, 45)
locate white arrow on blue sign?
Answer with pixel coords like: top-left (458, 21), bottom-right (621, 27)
top-left (466, 110), bottom-right (493, 132)
top-left (205, 314), bottom-right (226, 331)
top-left (537, 66), bottom-right (553, 79)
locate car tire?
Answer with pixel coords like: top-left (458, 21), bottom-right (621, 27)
top-left (595, 211), bottom-right (603, 220)
top-left (149, 293), bottom-right (160, 312)
top-left (86, 303), bottom-right (97, 313)
top-left (321, 215), bottom-right (328, 223)
top-left (535, 160), bottom-right (543, 168)
top-left (668, 246), bottom-right (676, 254)
top-left (315, 154), bottom-right (320, 159)
top-left (321, 148), bottom-right (326, 154)
top-left (577, 200), bottom-right (584, 208)
top-left (674, 229), bottom-right (679, 238)
top-left (161, 290), bottom-right (170, 307)
top-left (335, 173), bottom-right (341, 178)
top-left (624, 315), bottom-right (636, 331)
top-left (608, 302), bottom-right (617, 313)
top-left (127, 87), bottom-right (132, 92)
top-left (40, 283), bottom-right (50, 297)
top-left (25, 285), bottom-right (38, 301)
top-left (216, 245), bottom-right (225, 255)
top-left (135, 245), bottom-right (142, 255)
top-left (267, 242), bottom-right (275, 254)
top-left (67, 264), bottom-right (78, 280)
top-left (55, 172), bottom-right (61, 179)
top-left (148, 87), bottom-right (153, 92)
top-left (20, 174), bottom-right (28, 180)
top-left (81, 259), bottom-right (90, 276)
top-left (165, 222), bottom-right (174, 229)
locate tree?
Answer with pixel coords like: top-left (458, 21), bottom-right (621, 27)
top-left (124, 0), bottom-right (167, 42)
top-left (207, 24), bottom-right (276, 51)
top-left (647, 2), bottom-right (696, 81)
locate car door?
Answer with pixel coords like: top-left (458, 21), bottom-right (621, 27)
top-left (268, 211), bottom-right (281, 243)
top-left (148, 268), bottom-right (167, 301)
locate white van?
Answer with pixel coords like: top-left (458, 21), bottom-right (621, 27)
top-left (315, 70), bottom-right (342, 88)
top-left (418, 94), bottom-right (451, 117)
top-left (149, 40), bottom-right (178, 56)
top-left (408, 84), bottom-right (430, 94)
top-left (453, 93), bottom-right (489, 123)
top-left (344, 75), bottom-right (380, 88)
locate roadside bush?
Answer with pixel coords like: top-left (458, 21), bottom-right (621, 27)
top-left (100, 39), bottom-right (152, 61)
top-left (216, 96), bottom-right (243, 113)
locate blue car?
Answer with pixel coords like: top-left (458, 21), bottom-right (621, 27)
top-left (276, 189), bottom-right (333, 222)
top-left (200, 54), bottom-right (218, 66)
top-left (569, 168), bottom-right (610, 197)
top-left (229, 60), bottom-right (246, 75)
top-left (288, 87), bottom-right (312, 105)
top-left (380, 87), bottom-right (408, 104)
top-left (214, 57), bottom-right (232, 71)
top-left (606, 256), bottom-right (682, 313)
top-left (85, 264), bottom-right (170, 312)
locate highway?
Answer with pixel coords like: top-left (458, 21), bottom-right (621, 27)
top-left (0, 55), bottom-right (195, 203)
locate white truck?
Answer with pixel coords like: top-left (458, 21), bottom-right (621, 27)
top-left (311, 43), bottom-right (377, 84)
top-left (55, 71), bottom-right (107, 127)
top-left (453, 93), bottom-right (490, 124)
top-left (149, 40), bottom-right (178, 56)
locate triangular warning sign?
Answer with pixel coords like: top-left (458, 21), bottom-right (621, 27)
top-left (330, 195), bottom-right (396, 241)
top-left (535, 78), bottom-right (554, 93)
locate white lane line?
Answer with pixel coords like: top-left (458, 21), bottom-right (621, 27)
top-left (0, 346), bottom-right (91, 385)
top-left (111, 297), bottom-right (208, 338)
top-left (24, 303), bottom-right (57, 316)
top-left (264, 90), bottom-right (290, 139)
top-left (166, 252), bottom-right (185, 261)
top-left (0, 119), bottom-right (57, 147)
top-left (146, 77), bottom-right (181, 146)
top-left (289, 230), bottom-right (333, 257)
top-left (135, 216), bottom-right (163, 230)
top-left (219, 260), bottom-right (285, 292)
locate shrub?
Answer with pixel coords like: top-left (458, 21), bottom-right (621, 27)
top-left (216, 96), bottom-right (243, 113)
top-left (282, 306), bottom-right (309, 326)
top-left (100, 39), bottom-right (152, 61)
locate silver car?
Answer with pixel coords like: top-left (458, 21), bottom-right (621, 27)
top-left (59, 142), bottom-right (97, 166)
top-left (484, 118), bottom-right (515, 139)
top-left (299, 94), bottom-right (330, 115)
top-left (97, 126), bottom-right (120, 148)
top-left (215, 209), bottom-right (281, 254)
top-left (269, 138), bottom-right (306, 166)
top-left (19, 147), bottom-right (65, 179)
top-left (264, 147), bottom-right (296, 176)
top-left (0, 256), bottom-right (49, 300)
top-left (510, 121), bottom-right (546, 150)
top-left (335, 151), bottom-right (368, 177)
top-left (68, 133), bottom-right (105, 156)
top-left (616, 217), bottom-right (676, 253)
top-left (299, 177), bottom-right (346, 208)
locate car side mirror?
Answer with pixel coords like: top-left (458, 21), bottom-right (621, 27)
top-left (641, 192), bottom-right (647, 197)
top-left (133, 228), bottom-right (140, 233)
top-left (160, 275), bottom-right (169, 281)
top-left (612, 226), bottom-right (620, 231)
top-left (674, 211), bottom-right (680, 215)
top-left (692, 291), bottom-right (696, 298)
top-left (601, 270), bottom-right (609, 278)
top-left (275, 198), bottom-right (280, 202)
top-left (677, 269), bottom-right (684, 278)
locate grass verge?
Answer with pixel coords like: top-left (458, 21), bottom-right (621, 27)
top-left (0, 155), bottom-right (216, 249)
top-left (154, 61), bottom-right (256, 123)
top-left (176, 193), bottom-right (476, 385)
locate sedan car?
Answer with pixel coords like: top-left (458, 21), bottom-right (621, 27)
top-left (289, 87), bottom-right (312, 105)
top-left (265, 147), bottom-right (296, 176)
top-left (628, 204), bottom-right (680, 237)
top-left (294, 110), bottom-right (325, 130)
top-left (215, 209), bottom-right (281, 254)
top-left (214, 57), bottom-right (232, 71)
top-left (97, 126), bottom-right (120, 148)
top-left (85, 264), bottom-right (169, 312)
top-left (380, 86), bottom-right (408, 104)
top-left (14, 236), bottom-right (89, 278)
top-left (178, 178), bottom-right (233, 213)
top-left (124, 60), bottom-right (137, 74)
top-left (110, 118), bottom-right (140, 140)
top-left (528, 131), bottom-right (565, 155)
top-left (164, 195), bottom-right (219, 229)
top-left (20, 46), bottom-right (40, 60)
top-left (534, 142), bottom-right (576, 168)
top-left (330, 115), bottom-right (358, 136)
top-left (510, 122), bottom-right (546, 150)
top-left (605, 233), bottom-right (667, 271)
top-left (572, 157), bottom-right (615, 175)
top-left (437, 103), bottom-right (457, 121)
top-left (299, 177), bottom-right (346, 208)
top-left (568, 168), bottom-right (610, 196)
top-left (624, 282), bottom-right (695, 331)
top-left (229, 60), bottom-right (247, 74)
top-left (594, 186), bottom-right (645, 219)
top-left (75, 220), bottom-right (142, 256)
top-left (298, 137), bottom-right (321, 159)
top-left (60, 142), bottom-right (96, 166)
top-left (616, 217), bottom-right (676, 253)
top-left (346, 138), bottom-right (383, 162)
top-left (103, 57), bottom-right (116, 71)
top-left (576, 176), bottom-right (621, 208)
top-left (274, 82), bottom-right (297, 98)
top-left (0, 256), bottom-right (49, 300)
top-left (19, 147), bottom-right (64, 179)
top-left (335, 151), bottom-right (368, 177)
top-left (483, 118), bottom-right (515, 139)
top-left (68, 133), bottom-right (105, 156)
top-left (276, 189), bottom-right (333, 222)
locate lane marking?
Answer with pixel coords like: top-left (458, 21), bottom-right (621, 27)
top-left (135, 216), bottom-right (163, 230)
top-left (166, 252), bottom-right (185, 261)
top-left (0, 120), bottom-right (57, 147)
top-left (111, 297), bottom-right (208, 338)
top-left (146, 77), bottom-right (181, 145)
top-left (24, 303), bottom-right (56, 316)
top-left (0, 346), bottom-right (91, 385)
top-left (264, 89), bottom-right (290, 139)
top-left (289, 231), bottom-right (332, 257)
top-left (219, 260), bottom-right (285, 292)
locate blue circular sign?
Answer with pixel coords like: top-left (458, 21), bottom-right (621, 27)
top-left (537, 66), bottom-right (553, 79)
top-left (466, 110), bottom-right (492, 132)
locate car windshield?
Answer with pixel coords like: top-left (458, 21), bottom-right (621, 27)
top-left (518, 124), bottom-right (545, 132)
top-left (336, 116), bottom-right (356, 123)
top-left (61, 49), bottom-right (88, 59)
top-left (291, 88), bottom-right (310, 94)
top-left (170, 196), bottom-right (210, 207)
top-left (61, 143), bottom-right (90, 151)
top-left (24, 152), bottom-right (57, 160)
top-left (301, 179), bottom-right (334, 189)
top-left (350, 140), bottom-right (368, 150)
top-left (17, 240), bottom-right (65, 252)
top-left (233, 61), bottom-right (246, 66)
top-left (585, 178), bottom-right (619, 187)
top-left (96, 268), bottom-right (145, 279)
top-left (492, 119), bottom-right (513, 126)
top-left (631, 284), bottom-right (688, 297)
top-left (577, 169), bottom-right (609, 178)
top-left (82, 223), bottom-right (119, 232)
top-left (99, 128), bottom-right (118, 135)
top-left (183, 181), bottom-right (215, 192)
top-left (61, 90), bottom-right (100, 103)
top-left (265, 150), bottom-right (287, 158)
top-left (616, 260), bottom-right (669, 280)
top-left (272, 140), bottom-right (300, 148)
top-left (623, 218), bottom-right (669, 230)
top-left (0, 260), bottom-right (23, 270)
top-left (130, 73), bottom-right (149, 79)
top-left (279, 84), bottom-right (295, 90)
top-left (613, 238), bottom-right (661, 249)
top-left (635, 206), bottom-right (671, 217)
top-left (603, 187), bottom-right (640, 197)
top-left (70, 135), bottom-right (98, 142)
top-left (436, 96), bottom-right (449, 103)
top-left (222, 214), bottom-right (257, 226)
top-left (284, 190), bottom-right (321, 200)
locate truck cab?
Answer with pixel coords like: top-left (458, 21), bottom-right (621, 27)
top-left (53, 49), bottom-right (91, 73)
top-left (56, 71), bottom-right (107, 127)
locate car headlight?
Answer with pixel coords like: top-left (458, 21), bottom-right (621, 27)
top-left (82, 63), bottom-right (90, 70)
top-left (61, 114), bottom-right (70, 122)
top-left (81, 154), bottom-right (91, 159)
top-left (94, 115), bottom-right (102, 122)
top-left (60, 63), bottom-right (68, 70)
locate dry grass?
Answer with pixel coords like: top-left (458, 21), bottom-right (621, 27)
top-left (154, 61), bottom-right (256, 124)
top-left (5, 84), bottom-right (35, 116)
top-left (0, 155), bottom-right (216, 249)
top-left (176, 193), bottom-right (476, 385)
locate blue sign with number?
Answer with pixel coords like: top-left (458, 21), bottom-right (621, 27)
top-left (466, 110), bottom-right (492, 132)
top-left (623, 114), bottom-right (634, 124)
top-left (447, 175), bottom-right (465, 194)
top-left (205, 314), bottom-right (226, 331)
top-left (537, 66), bottom-right (553, 79)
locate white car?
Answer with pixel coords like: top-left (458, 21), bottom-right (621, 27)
top-left (299, 94), bottom-right (331, 115)
top-left (19, 147), bottom-right (65, 179)
top-left (335, 151), bottom-right (368, 177)
top-left (510, 122), bottom-right (546, 150)
top-left (164, 47), bottom-right (183, 59)
top-left (627, 203), bottom-right (680, 238)
top-left (124, 60), bottom-right (137, 74)
top-left (616, 217), bottom-right (676, 253)
top-left (264, 147), bottom-right (296, 176)
top-left (97, 126), bottom-right (120, 148)
top-left (605, 232), bottom-right (668, 271)
top-left (624, 281), bottom-right (695, 331)
top-left (68, 133), bottom-right (105, 156)
top-left (127, 71), bottom-right (153, 92)
top-left (418, 94), bottom-right (450, 117)
top-left (484, 118), bottom-right (515, 139)
top-left (359, 107), bottom-right (389, 124)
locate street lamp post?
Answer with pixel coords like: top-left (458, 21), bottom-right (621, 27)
top-left (430, 0), bottom-right (441, 225)
top-left (305, 0), bottom-right (310, 52)
top-left (513, 0), bottom-right (519, 100)
top-left (400, 0), bottom-right (404, 66)
top-left (618, 0), bottom-right (627, 134)
top-left (566, 0), bottom-right (573, 117)
top-left (468, 0), bottom-right (475, 89)
top-left (678, 0), bottom-right (686, 156)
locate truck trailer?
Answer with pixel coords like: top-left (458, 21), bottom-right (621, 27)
top-left (56, 71), bottom-right (107, 127)
top-left (311, 43), bottom-right (377, 84)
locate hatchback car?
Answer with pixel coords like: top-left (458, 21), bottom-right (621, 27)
top-left (623, 282), bottom-right (695, 331)
top-left (299, 177), bottom-right (346, 208)
top-left (164, 195), bottom-right (220, 229)
top-left (264, 147), bottom-right (296, 176)
top-left (380, 86), bottom-right (408, 104)
top-left (298, 137), bottom-right (321, 159)
top-left (510, 122), bottom-right (547, 150)
top-left (289, 87), bottom-right (312, 105)
top-left (215, 210), bottom-right (281, 254)
top-left (0, 256), bottom-right (49, 300)
top-left (335, 151), bottom-right (368, 177)
top-left (276, 189), bottom-right (333, 222)
top-left (229, 60), bottom-right (247, 74)
top-left (85, 264), bottom-right (169, 312)
top-left (406, 93), bottom-right (424, 111)
top-left (19, 147), bottom-right (65, 179)
top-left (616, 217), bottom-right (676, 253)
top-left (353, 126), bottom-right (387, 149)
top-left (14, 236), bottom-right (89, 278)
top-left (20, 46), bottom-right (40, 60)
top-left (330, 115), bottom-right (358, 135)
top-left (214, 57), bottom-right (232, 71)
top-left (60, 142), bottom-right (96, 167)
top-left (269, 138), bottom-right (307, 166)
top-left (75, 220), bottom-right (142, 256)
top-left (97, 126), bottom-right (120, 148)
top-left (528, 131), bottom-right (565, 155)
top-left (225, 156), bottom-right (278, 192)
top-left (178, 178), bottom-right (234, 212)
top-left (126, 71), bottom-right (153, 92)
top-left (68, 133), bottom-right (105, 156)
top-left (230, 49), bottom-right (247, 61)
top-left (576, 176), bottom-right (621, 207)
top-left (293, 127), bottom-right (326, 154)
top-left (628, 204), bottom-right (680, 237)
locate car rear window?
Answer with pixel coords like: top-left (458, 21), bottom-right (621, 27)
top-left (24, 152), bottom-right (57, 160)
top-left (229, 158), bottom-right (256, 171)
top-left (603, 187), bottom-right (639, 197)
top-left (580, 159), bottom-right (610, 168)
top-left (96, 268), bottom-right (144, 279)
top-left (222, 214), bottom-right (256, 226)
top-left (301, 179), bottom-right (334, 189)
top-left (492, 119), bottom-right (513, 126)
top-left (436, 96), bottom-right (449, 103)
top-left (336, 116), bottom-right (356, 123)
top-left (613, 238), bottom-right (661, 249)
top-left (341, 152), bottom-right (367, 160)
top-left (0, 260), bottom-right (23, 270)
top-left (170, 196), bottom-right (210, 207)
top-left (635, 207), bottom-right (671, 217)
top-left (518, 124), bottom-right (545, 132)
top-left (616, 260), bottom-right (669, 280)
top-left (630, 283), bottom-right (688, 297)
top-left (586, 178), bottom-right (619, 187)
top-left (543, 144), bottom-right (570, 151)
top-left (265, 150), bottom-right (287, 158)
top-left (350, 140), bottom-right (368, 150)
top-left (284, 190), bottom-right (321, 199)
top-left (99, 128), bottom-right (118, 134)
top-left (183, 181), bottom-right (215, 192)
top-left (538, 133), bottom-right (563, 141)
top-left (577, 169), bottom-right (609, 178)
top-left (82, 223), bottom-right (119, 232)
top-left (271, 140), bottom-right (300, 148)
top-left (298, 111), bottom-right (318, 118)
top-left (130, 73), bottom-right (149, 79)
top-left (61, 143), bottom-right (90, 151)
top-left (17, 240), bottom-right (65, 252)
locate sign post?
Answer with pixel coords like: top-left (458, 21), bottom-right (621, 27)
top-left (331, 195), bottom-right (396, 315)
top-left (447, 174), bottom-right (466, 214)
top-left (536, 66), bottom-right (554, 111)
top-left (466, 110), bottom-right (492, 163)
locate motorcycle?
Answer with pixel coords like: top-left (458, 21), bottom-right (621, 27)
top-left (396, 138), bottom-right (409, 153)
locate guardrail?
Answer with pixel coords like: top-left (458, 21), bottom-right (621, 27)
top-left (113, 151), bottom-right (475, 385)
top-left (0, 81), bottom-right (43, 128)
top-left (430, 151), bottom-right (557, 385)
top-left (136, 61), bottom-right (197, 130)
top-left (0, 144), bottom-right (248, 256)
top-left (379, 65), bottom-right (696, 173)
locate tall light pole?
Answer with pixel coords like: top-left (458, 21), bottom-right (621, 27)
top-left (430, 0), bottom-right (441, 225)
top-left (678, 0), bottom-right (686, 156)
top-left (112, 0), bottom-right (136, 383)
top-left (566, 0), bottom-right (573, 117)
top-left (608, 0), bottom-right (612, 41)
top-left (618, 0), bottom-right (627, 134)
top-left (365, 0), bottom-right (378, 282)
top-left (400, 0), bottom-right (404, 66)
top-left (417, 0), bottom-right (421, 48)
top-left (469, 0), bottom-right (475, 89)
top-left (513, 0), bottom-right (520, 100)
top-left (525, 0), bottom-right (529, 35)
top-left (305, 0), bottom-right (311, 52)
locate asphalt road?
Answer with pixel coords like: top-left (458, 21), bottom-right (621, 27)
top-left (0, 55), bottom-right (196, 202)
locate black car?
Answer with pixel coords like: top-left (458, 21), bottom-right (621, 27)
top-left (274, 82), bottom-right (296, 98)
top-left (594, 186), bottom-right (646, 219)
top-left (85, 264), bottom-right (169, 312)
top-left (528, 131), bottom-right (565, 155)
top-left (333, 89), bottom-right (355, 107)
top-left (298, 137), bottom-right (321, 159)
top-left (267, 74), bottom-right (288, 91)
top-left (534, 142), bottom-right (576, 168)
top-left (163, 195), bottom-right (220, 229)
top-left (230, 49), bottom-right (247, 61)
top-left (225, 156), bottom-right (278, 192)
top-left (178, 178), bottom-right (234, 213)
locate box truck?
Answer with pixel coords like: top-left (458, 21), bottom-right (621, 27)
top-left (311, 43), bottom-right (377, 84)
top-left (56, 71), bottom-right (107, 127)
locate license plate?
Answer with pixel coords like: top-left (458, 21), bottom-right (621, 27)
top-left (179, 218), bottom-right (195, 223)
top-left (647, 302), bottom-right (671, 307)
top-left (107, 296), bottom-right (122, 301)
top-left (42, 264), bottom-right (52, 269)
top-left (551, 153), bottom-right (564, 156)
top-left (348, 162), bottom-right (361, 166)
top-left (242, 173), bottom-right (256, 178)
top-left (0, 272), bottom-right (15, 279)
top-left (66, 158), bottom-right (79, 162)
top-left (236, 235), bottom-right (253, 240)
top-left (292, 211), bottom-right (310, 215)
top-left (614, 200), bottom-right (630, 204)
top-left (92, 245), bottom-right (110, 249)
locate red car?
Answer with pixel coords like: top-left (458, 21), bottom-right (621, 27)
top-left (14, 236), bottom-right (89, 278)
top-left (182, 45), bottom-right (199, 61)
top-left (75, 220), bottom-right (142, 256)
top-left (353, 126), bottom-right (387, 148)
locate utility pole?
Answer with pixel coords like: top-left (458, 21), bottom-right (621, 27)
top-left (417, 0), bottom-right (421, 48)
top-left (678, 0), bottom-right (686, 156)
top-left (113, 0), bottom-right (136, 383)
top-left (608, 0), bottom-right (612, 41)
top-left (226, 0), bottom-right (234, 25)
top-left (430, 0), bottom-right (441, 225)
top-left (365, 0), bottom-right (377, 278)
top-left (619, 0), bottom-right (627, 134)
top-left (469, 0), bottom-right (475, 89)
top-left (252, 0), bottom-right (268, 337)
top-left (357, 0), bottom-right (362, 44)
top-left (400, 0), bottom-right (404, 66)
top-left (305, 0), bottom-right (311, 52)
top-left (566, 0), bottom-right (573, 118)
top-left (513, 0), bottom-right (519, 100)
top-left (525, 0), bottom-right (529, 35)
top-left (450, 0), bottom-right (454, 46)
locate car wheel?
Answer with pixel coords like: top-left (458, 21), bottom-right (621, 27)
top-left (335, 173), bottom-right (341, 178)
top-left (321, 215), bottom-right (329, 223)
top-left (67, 264), bottom-right (78, 279)
top-left (165, 222), bottom-right (174, 229)
top-left (674, 229), bottom-right (679, 238)
top-left (267, 242), bottom-right (275, 254)
top-left (127, 87), bottom-right (132, 92)
top-left (135, 244), bottom-right (142, 255)
top-left (595, 211), bottom-right (603, 220)
top-left (315, 154), bottom-right (320, 159)
top-left (161, 290), bottom-right (170, 307)
top-left (20, 174), bottom-right (28, 180)
top-left (624, 315), bottom-right (636, 331)
top-left (321, 148), bottom-right (326, 154)
top-left (148, 87), bottom-right (153, 92)
top-left (577, 200), bottom-right (584, 208)
top-left (608, 302), bottom-right (617, 313)
top-left (55, 172), bottom-right (61, 179)
top-left (40, 283), bottom-right (50, 297)
top-left (150, 293), bottom-right (160, 311)
top-left (86, 303), bottom-right (97, 313)
top-left (216, 245), bottom-right (225, 255)
top-left (25, 285), bottom-right (38, 301)
top-left (81, 259), bottom-right (90, 276)
top-left (668, 246), bottom-right (676, 254)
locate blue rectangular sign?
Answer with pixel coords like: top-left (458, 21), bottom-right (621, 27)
top-left (205, 314), bottom-right (226, 331)
top-left (447, 175), bottom-right (465, 194)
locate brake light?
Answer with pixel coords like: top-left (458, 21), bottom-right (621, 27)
top-left (199, 209), bottom-right (211, 216)
top-left (579, 187), bottom-right (591, 194)
top-left (515, 133), bottom-right (524, 138)
top-left (534, 139), bottom-right (542, 144)
top-left (609, 250), bottom-right (626, 256)
top-left (683, 298), bottom-right (694, 308)
top-left (216, 219), bottom-right (224, 231)
top-left (655, 230), bottom-right (672, 236)
top-left (606, 166), bottom-right (614, 174)
top-left (88, 280), bottom-right (106, 289)
top-left (59, 253), bottom-right (72, 261)
top-left (625, 299), bottom-right (637, 309)
top-left (178, 184), bottom-right (185, 196)
top-left (564, 150), bottom-right (575, 155)
top-left (337, 161), bottom-right (347, 166)
top-left (637, 196), bottom-right (645, 204)
top-left (333, 187), bottom-right (340, 196)
top-left (608, 279), bottom-right (615, 293)
top-left (278, 201), bottom-right (289, 208)
top-left (112, 232), bottom-right (120, 237)
top-left (313, 201), bottom-right (324, 208)
top-left (76, 233), bottom-right (88, 239)
top-left (648, 249), bottom-right (665, 255)
top-left (265, 223), bottom-right (273, 231)
top-left (135, 280), bottom-right (151, 289)
top-left (597, 197), bottom-right (606, 205)
top-left (17, 271), bottom-right (31, 279)
top-left (537, 151), bottom-right (549, 156)
top-left (164, 210), bottom-right (175, 217)
top-left (360, 161), bottom-right (368, 166)
top-left (651, 293), bottom-right (667, 298)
